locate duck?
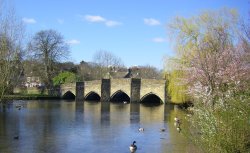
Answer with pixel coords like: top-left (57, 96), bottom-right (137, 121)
top-left (129, 141), bottom-right (137, 153)
top-left (160, 128), bottom-right (166, 132)
top-left (16, 105), bottom-right (22, 110)
top-left (138, 127), bottom-right (144, 132)
top-left (174, 121), bottom-right (181, 127)
top-left (174, 117), bottom-right (180, 122)
top-left (177, 126), bottom-right (181, 133)
top-left (13, 135), bottom-right (19, 140)
top-left (123, 101), bottom-right (128, 104)
top-left (174, 117), bottom-right (181, 126)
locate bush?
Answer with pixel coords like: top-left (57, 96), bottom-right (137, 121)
top-left (186, 94), bottom-right (250, 153)
top-left (52, 71), bottom-right (77, 86)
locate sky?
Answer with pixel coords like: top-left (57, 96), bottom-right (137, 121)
top-left (13, 0), bottom-right (249, 69)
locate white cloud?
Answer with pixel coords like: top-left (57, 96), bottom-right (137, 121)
top-left (22, 18), bottom-right (36, 24)
top-left (57, 19), bottom-right (64, 24)
top-left (105, 20), bottom-right (122, 27)
top-left (152, 37), bottom-right (166, 43)
top-left (144, 18), bottom-right (161, 26)
top-left (83, 14), bottom-right (121, 27)
top-left (66, 39), bottom-right (80, 45)
top-left (84, 15), bottom-right (106, 22)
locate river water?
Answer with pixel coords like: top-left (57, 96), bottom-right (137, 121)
top-left (0, 100), bottom-right (198, 153)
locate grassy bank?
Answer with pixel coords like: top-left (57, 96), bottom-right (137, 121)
top-left (3, 94), bottom-right (61, 100)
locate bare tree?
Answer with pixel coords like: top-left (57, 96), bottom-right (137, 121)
top-left (137, 65), bottom-right (161, 79)
top-left (28, 29), bottom-right (69, 94)
top-left (93, 50), bottom-right (124, 79)
top-left (0, 0), bottom-right (25, 101)
top-left (93, 50), bottom-right (123, 67)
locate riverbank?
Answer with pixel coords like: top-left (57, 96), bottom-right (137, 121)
top-left (2, 94), bottom-right (61, 100)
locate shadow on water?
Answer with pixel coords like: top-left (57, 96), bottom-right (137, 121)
top-left (140, 94), bottom-right (163, 107)
top-left (85, 92), bottom-right (101, 101)
top-left (130, 103), bottom-right (140, 124)
top-left (101, 102), bottom-right (110, 125)
top-left (0, 100), bottom-right (14, 112)
top-left (110, 90), bottom-right (130, 103)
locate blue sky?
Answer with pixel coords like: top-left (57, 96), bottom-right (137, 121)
top-left (14, 0), bottom-right (249, 69)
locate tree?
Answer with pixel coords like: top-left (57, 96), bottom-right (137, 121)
top-left (0, 0), bottom-right (25, 101)
top-left (56, 62), bottom-right (77, 73)
top-left (92, 50), bottom-right (124, 79)
top-left (136, 65), bottom-right (162, 79)
top-left (163, 57), bottom-right (190, 104)
top-left (167, 9), bottom-right (250, 152)
top-left (52, 71), bottom-right (77, 86)
top-left (168, 8), bottom-right (246, 107)
top-left (28, 29), bottom-right (69, 94)
top-left (77, 61), bottom-right (99, 81)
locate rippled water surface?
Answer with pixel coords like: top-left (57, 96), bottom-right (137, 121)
top-left (0, 100), bottom-right (198, 153)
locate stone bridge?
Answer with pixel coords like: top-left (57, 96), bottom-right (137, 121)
top-left (60, 78), bottom-right (167, 103)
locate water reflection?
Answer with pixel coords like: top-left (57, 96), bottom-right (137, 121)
top-left (0, 100), bottom-right (199, 153)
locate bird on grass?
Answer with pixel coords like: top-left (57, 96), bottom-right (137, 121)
top-left (174, 117), bottom-right (181, 127)
top-left (177, 126), bottom-right (181, 133)
top-left (174, 117), bottom-right (180, 122)
top-left (129, 141), bottom-right (137, 153)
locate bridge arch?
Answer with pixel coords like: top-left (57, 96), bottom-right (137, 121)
top-left (140, 92), bottom-right (163, 106)
top-left (110, 79), bottom-right (131, 100)
top-left (110, 90), bottom-right (130, 103)
top-left (61, 78), bottom-right (167, 103)
top-left (85, 91), bottom-right (101, 101)
top-left (62, 91), bottom-right (76, 99)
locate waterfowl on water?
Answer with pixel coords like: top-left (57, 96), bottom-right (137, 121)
top-left (16, 105), bottom-right (22, 110)
top-left (160, 128), bottom-right (166, 132)
top-left (129, 141), bottom-right (137, 153)
top-left (13, 135), bottom-right (19, 140)
top-left (138, 127), bottom-right (144, 132)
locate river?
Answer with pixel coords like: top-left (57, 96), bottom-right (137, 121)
top-left (0, 100), bottom-right (198, 153)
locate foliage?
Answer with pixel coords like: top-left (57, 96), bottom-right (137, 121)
top-left (52, 71), bottom-right (77, 86)
top-left (168, 9), bottom-right (245, 106)
top-left (167, 9), bottom-right (250, 152)
top-left (167, 69), bottom-right (190, 103)
top-left (164, 57), bottom-right (190, 103)
top-left (187, 93), bottom-right (250, 153)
